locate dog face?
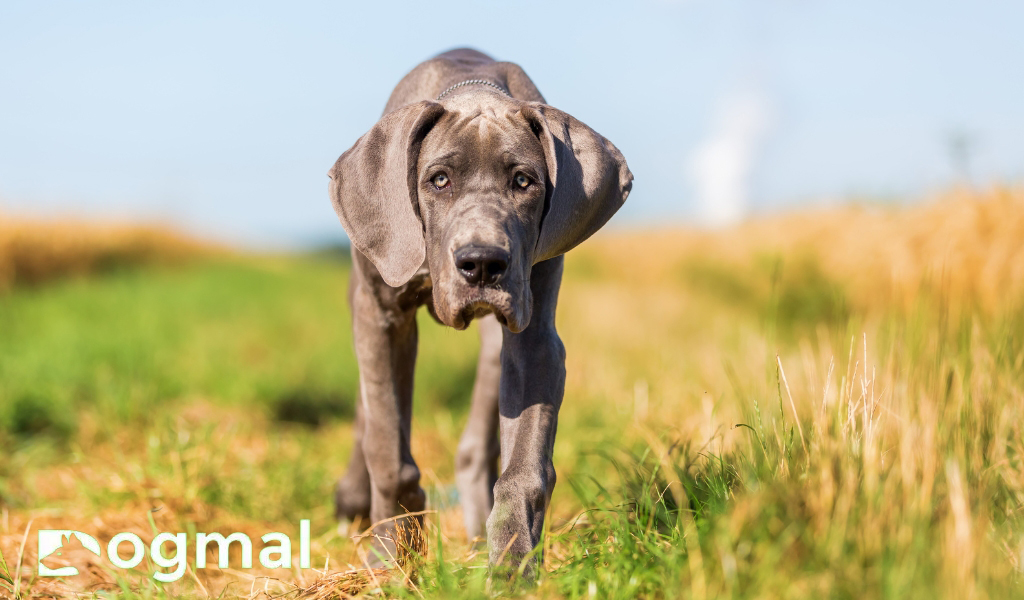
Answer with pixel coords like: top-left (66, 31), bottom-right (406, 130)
top-left (329, 91), bottom-right (632, 333)
top-left (416, 95), bottom-right (548, 332)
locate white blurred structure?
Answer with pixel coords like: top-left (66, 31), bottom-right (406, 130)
top-left (688, 89), bottom-right (774, 227)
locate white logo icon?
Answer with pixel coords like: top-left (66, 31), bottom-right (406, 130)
top-left (37, 530), bottom-right (102, 577)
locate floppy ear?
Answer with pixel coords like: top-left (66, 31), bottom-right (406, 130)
top-left (328, 101), bottom-right (445, 287)
top-left (521, 103), bottom-right (633, 263)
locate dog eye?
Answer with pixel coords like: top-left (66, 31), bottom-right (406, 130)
top-left (432, 173), bottom-right (450, 189)
top-left (514, 173), bottom-right (530, 189)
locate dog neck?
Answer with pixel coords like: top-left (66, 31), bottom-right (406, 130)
top-left (436, 79), bottom-right (510, 101)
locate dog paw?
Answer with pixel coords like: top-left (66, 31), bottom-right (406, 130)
top-left (333, 479), bottom-right (371, 526)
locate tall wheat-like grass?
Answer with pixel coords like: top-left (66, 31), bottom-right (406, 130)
top-left (0, 188), bottom-right (1021, 598)
top-left (542, 186), bottom-right (1024, 598)
top-left (578, 186), bottom-right (1024, 314)
top-left (0, 215), bottom-right (215, 290)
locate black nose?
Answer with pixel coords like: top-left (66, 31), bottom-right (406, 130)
top-left (454, 245), bottom-right (509, 286)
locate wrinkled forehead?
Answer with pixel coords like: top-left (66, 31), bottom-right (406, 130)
top-left (419, 100), bottom-right (546, 172)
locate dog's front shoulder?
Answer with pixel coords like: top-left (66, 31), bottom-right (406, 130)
top-left (383, 51), bottom-right (544, 113)
top-left (384, 53), bottom-right (484, 114)
top-left (352, 248), bottom-right (433, 312)
top-left (493, 61), bottom-right (546, 103)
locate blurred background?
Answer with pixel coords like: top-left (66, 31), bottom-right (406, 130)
top-left (2, 0), bottom-right (1021, 244)
top-left (3, 2), bottom-right (1024, 597)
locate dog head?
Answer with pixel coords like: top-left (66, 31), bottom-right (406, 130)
top-left (328, 90), bottom-right (632, 332)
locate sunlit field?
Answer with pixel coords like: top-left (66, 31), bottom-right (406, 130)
top-left (1, 188), bottom-right (1023, 598)
top-left (0, 217), bottom-right (213, 290)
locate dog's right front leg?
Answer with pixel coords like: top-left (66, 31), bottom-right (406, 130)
top-left (349, 273), bottom-right (423, 565)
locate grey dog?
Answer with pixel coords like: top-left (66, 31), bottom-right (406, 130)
top-left (328, 48), bottom-right (632, 573)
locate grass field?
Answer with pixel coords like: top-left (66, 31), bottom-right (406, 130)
top-left (1, 188), bottom-right (1024, 598)
top-left (0, 216), bottom-right (212, 292)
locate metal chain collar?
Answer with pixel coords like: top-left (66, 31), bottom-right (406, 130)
top-left (436, 79), bottom-right (510, 101)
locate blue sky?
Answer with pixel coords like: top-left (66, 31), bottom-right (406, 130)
top-left (1, 0), bottom-right (1021, 246)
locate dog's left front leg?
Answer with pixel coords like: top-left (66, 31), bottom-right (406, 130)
top-left (486, 257), bottom-right (566, 578)
top-left (349, 264), bottom-right (423, 564)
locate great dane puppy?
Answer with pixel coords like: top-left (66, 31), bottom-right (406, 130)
top-left (328, 48), bottom-right (632, 573)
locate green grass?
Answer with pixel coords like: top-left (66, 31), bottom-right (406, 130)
top-left (1, 249), bottom-right (1024, 598)
top-left (0, 256), bottom-right (484, 438)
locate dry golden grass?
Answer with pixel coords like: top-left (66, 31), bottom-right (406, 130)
top-left (1, 187), bottom-right (1023, 598)
top-left (582, 185), bottom-right (1024, 314)
top-left (543, 185), bottom-right (1024, 597)
top-left (0, 215), bottom-right (217, 290)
